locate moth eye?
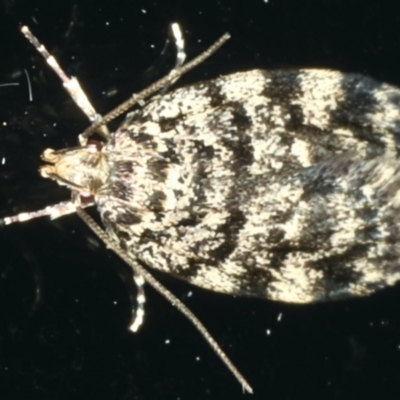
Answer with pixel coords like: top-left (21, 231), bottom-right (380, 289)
top-left (80, 193), bottom-right (95, 204)
top-left (86, 140), bottom-right (103, 152)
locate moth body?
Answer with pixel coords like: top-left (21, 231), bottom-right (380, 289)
top-left (44, 69), bottom-right (400, 303)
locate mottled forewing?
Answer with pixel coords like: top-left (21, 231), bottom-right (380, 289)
top-left (98, 69), bottom-right (400, 303)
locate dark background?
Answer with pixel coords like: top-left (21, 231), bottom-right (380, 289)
top-left (1, 0), bottom-right (400, 399)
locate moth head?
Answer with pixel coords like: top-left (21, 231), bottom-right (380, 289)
top-left (40, 141), bottom-right (109, 196)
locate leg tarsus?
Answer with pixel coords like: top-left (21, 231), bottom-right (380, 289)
top-left (21, 26), bottom-right (108, 144)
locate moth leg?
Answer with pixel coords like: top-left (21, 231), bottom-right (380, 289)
top-left (0, 199), bottom-right (94, 226)
top-left (159, 22), bottom-right (186, 95)
top-left (170, 22), bottom-right (186, 71)
top-left (77, 207), bottom-right (253, 394)
top-left (20, 26), bottom-right (109, 144)
top-left (80, 32), bottom-right (230, 140)
top-left (129, 274), bottom-right (146, 332)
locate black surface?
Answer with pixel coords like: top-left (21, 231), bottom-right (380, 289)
top-left (1, 1), bottom-right (400, 399)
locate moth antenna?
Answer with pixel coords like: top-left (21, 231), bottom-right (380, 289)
top-left (79, 32), bottom-right (230, 141)
top-left (76, 206), bottom-right (253, 394)
top-left (20, 25), bottom-right (109, 143)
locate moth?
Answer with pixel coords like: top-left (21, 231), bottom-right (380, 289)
top-left (2, 24), bottom-right (400, 392)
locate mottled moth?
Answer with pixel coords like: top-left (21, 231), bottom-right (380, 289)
top-left (2, 24), bottom-right (400, 392)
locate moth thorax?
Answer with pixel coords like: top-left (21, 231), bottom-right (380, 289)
top-left (40, 146), bottom-right (110, 195)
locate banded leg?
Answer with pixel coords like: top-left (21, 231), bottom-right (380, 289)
top-left (20, 23), bottom-right (186, 142)
top-left (77, 207), bottom-right (253, 393)
top-left (20, 26), bottom-right (109, 144)
top-left (0, 200), bottom-right (92, 226)
top-left (159, 22), bottom-right (187, 95)
top-left (129, 274), bottom-right (146, 332)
